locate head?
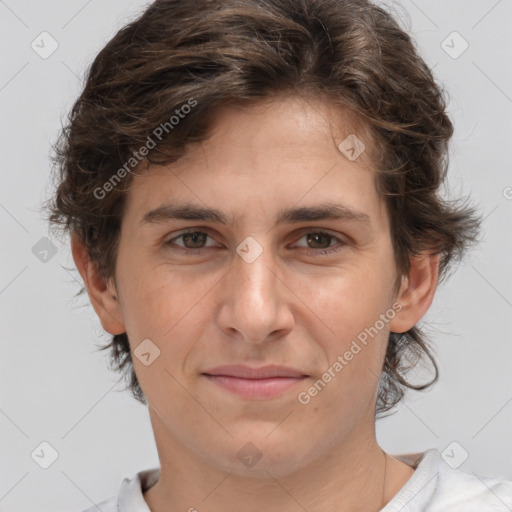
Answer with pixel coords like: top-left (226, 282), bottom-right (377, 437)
top-left (46, 0), bottom-right (480, 475)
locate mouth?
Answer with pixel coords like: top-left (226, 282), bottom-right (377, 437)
top-left (201, 365), bottom-right (309, 400)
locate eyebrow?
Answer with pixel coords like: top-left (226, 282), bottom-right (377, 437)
top-left (140, 201), bottom-right (371, 228)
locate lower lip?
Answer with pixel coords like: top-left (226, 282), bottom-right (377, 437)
top-left (203, 374), bottom-right (307, 399)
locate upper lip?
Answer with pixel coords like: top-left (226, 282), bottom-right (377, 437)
top-left (202, 365), bottom-right (308, 379)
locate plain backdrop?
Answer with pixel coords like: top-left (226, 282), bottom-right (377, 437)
top-left (1, 0), bottom-right (511, 510)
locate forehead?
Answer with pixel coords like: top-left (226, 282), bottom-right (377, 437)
top-left (123, 95), bottom-right (386, 230)
top-left (196, 94), bottom-right (377, 166)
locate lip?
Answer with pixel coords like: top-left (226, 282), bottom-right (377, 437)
top-left (203, 364), bottom-right (308, 379)
top-left (202, 365), bottom-right (309, 400)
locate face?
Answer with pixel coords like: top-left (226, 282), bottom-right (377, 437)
top-left (95, 95), bottom-right (411, 477)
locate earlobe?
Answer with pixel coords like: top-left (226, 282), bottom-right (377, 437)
top-left (71, 233), bottom-right (126, 335)
top-left (389, 252), bottom-right (440, 334)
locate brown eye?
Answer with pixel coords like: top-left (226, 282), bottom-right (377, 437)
top-left (293, 231), bottom-right (347, 256)
top-left (180, 232), bottom-right (208, 249)
top-left (165, 230), bottom-right (216, 252)
top-left (306, 232), bottom-right (333, 249)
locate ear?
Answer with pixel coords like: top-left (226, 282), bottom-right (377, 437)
top-left (389, 252), bottom-right (440, 334)
top-left (71, 232), bottom-right (126, 335)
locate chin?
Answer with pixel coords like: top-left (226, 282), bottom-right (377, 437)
top-left (206, 437), bottom-right (318, 479)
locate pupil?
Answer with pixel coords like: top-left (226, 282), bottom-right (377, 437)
top-left (308, 233), bottom-right (329, 249)
top-left (184, 232), bottom-right (205, 248)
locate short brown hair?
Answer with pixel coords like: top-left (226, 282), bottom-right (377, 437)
top-left (45, 0), bottom-right (481, 416)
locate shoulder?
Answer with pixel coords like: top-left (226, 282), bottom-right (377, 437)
top-left (79, 467), bottom-right (160, 512)
top-left (384, 448), bottom-right (512, 511)
top-left (433, 456), bottom-right (512, 511)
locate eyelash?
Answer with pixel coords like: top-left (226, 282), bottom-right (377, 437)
top-left (164, 229), bottom-right (347, 256)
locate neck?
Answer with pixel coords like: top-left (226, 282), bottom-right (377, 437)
top-left (143, 409), bottom-right (414, 512)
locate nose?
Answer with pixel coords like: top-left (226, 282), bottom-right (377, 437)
top-left (216, 239), bottom-right (295, 345)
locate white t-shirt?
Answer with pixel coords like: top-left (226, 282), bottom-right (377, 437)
top-left (82, 448), bottom-right (512, 511)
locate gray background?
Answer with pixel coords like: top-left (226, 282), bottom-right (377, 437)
top-left (1, 0), bottom-right (511, 510)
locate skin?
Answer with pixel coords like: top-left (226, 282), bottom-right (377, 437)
top-left (72, 94), bottom-right (440, 511)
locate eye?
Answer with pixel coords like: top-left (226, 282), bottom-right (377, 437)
top-left (292, 231), bottom-right (347, 256)
top-left (164, 229), bottom-right (347, 256)
top-left (165, 230), bottom-right (218, 252)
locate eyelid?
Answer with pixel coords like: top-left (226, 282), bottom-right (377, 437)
top-left (290, 228), bottom-right (347, 245)
top-left (165, 227), bottom-right (221, 247)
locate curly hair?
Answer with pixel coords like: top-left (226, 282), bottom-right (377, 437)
top-left (44, 0), bottom-right (481, 416)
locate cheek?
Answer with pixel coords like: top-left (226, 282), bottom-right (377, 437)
top-left (118, 259), bottom-right (190, 328)
top-left (297, 261), bottom-right (393, 394)
top-left (117, 262), bottom-right (220, 368)
top-left (299, 262), bottom-right (392, 339)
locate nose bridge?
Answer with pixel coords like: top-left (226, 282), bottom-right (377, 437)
top-left (235, 236), bottom-right (279, 310)
top-left (219, 235), bottom-right (293, 343)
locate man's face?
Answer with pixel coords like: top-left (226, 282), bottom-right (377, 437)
top-left (112, 95), bottom-right (402, 476)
